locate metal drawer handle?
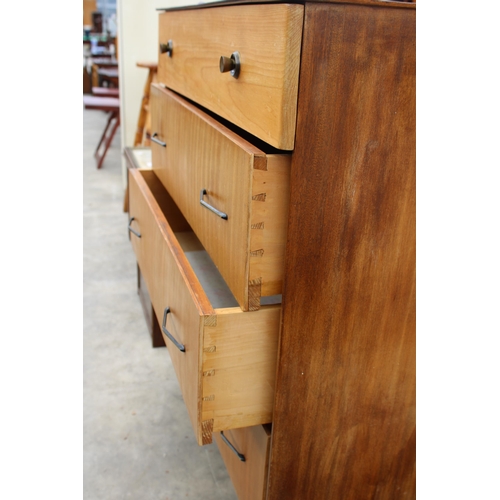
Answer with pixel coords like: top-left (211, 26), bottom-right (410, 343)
top-left (200, 189), bottom-right (228, 220)
top-left (128, 217), bottom-right (141, 238)
top-left (160, 40), bottom-right (173, 57)
top-left (219, 51), bottom-right (240, 79)
top-left (162, 307), bottom-right (185, 352)
top-left (220, 431), bottom-right (246, 462)
top-left (151, 132), bottom-right (166, 147)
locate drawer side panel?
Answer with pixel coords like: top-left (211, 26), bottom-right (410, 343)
top-left (128, 169), bottom-right (205, 440)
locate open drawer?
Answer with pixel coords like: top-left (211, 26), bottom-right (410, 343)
top-left (128, 168), bottom-right (280, 446)
top-left (150, 84), bottom-right (291, 312)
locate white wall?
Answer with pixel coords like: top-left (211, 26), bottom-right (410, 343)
top-left (116, 0), bottom-right (191, 185)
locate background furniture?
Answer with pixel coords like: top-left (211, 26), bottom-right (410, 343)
top-left (83, 95), bottom-right (120, 169)
top-left (97, 67), bottom-right (119, 88)
top-left (91, 58), bottom-right (118, 88)
top-left (92, 86), bottom-right (119, 97)
top-left (130, 1), bottom-right (415, 498)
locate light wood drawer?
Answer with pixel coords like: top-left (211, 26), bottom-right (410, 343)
top-left (214, 425), bottom-right (271, 500)
top-left (157, 4), bottom-right (303, 150)
top-left (150, 84), bottom-right (290, 312)
top-left (128, 168), bottom-right (280, 446)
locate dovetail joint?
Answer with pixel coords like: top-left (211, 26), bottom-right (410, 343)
top-left (252, 193), bottom-right (267, 202)
top-left (253, 156), bottom-right (268, 171)
top-left (250, 249), bottom-right (265, 257)
top-left (201, 419), bottom-right (214, 445)
top-left (248, 277), bottom-right (262, 311)
top-left (204, 315), bottom-right (217, 327)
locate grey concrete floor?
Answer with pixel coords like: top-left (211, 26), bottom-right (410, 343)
top-left (83, 107), bottom-right (238, 500)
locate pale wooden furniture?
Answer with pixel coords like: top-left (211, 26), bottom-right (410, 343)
top-left (134, 62), bottom-right (158, 147)
top-left (128, 0), bottom-right (415, 498)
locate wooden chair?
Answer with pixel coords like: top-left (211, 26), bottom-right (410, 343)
top-left (83, 95), bottom-right (120, 169)
top-left (91, 58), bottom-right (118, 88)
top-left (98, 68), bottom-right (119, 88)
top-left (134, 62), bottom-right (158, 146)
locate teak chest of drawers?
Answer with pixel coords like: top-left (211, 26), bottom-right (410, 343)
top-left (127, 0), bottom-right (416, 498)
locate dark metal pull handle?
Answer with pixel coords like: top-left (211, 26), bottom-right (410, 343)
top-left (200, 189), bottom-right (228, 220)
top-left (220, 431), bottom-right (245, 462)
top-left (162, 307), bottom-right (185, 352)
top-left (128, 217), bottom-right (141, 238)
top-left (160, 40), bottom-right (173, 57)
top-left (219, 51), bottom-right (240, 79)
top-left (151, 132), bottom-right (166, 147)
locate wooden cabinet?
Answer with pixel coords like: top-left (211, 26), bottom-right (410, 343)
top-left (128, 0), bottom-right (415, 498)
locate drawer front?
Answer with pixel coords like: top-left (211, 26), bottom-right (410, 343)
top-left (158, 4), bottom-right (304, 150)
top-left (150, 85), bottom-right (290, 311)
top-left (128, 168), bottom-right (280, 446)
top-left (214, 425), bottom-right (271, 500)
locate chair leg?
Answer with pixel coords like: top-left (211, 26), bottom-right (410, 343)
top-left (134, 69), bottom-right (155, 146)
top-left (95, 111), bottom-right (120, 169)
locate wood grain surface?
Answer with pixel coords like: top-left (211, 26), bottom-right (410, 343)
top-left (157, 4), bottom-right (303, 150)
top-left (150, 85), bottom-right (290, 311)
top-left (266, 3), bottom-right (416, 499)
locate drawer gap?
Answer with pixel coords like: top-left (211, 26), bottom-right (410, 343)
top-left (167, 88), bottom-right (293, 154)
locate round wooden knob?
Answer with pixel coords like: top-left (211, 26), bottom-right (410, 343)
top-left (219, 56), bottom-right (235, 73)
top-left (160, 40), bottom-right (173, 57)
top-left (219, 52), bottom-right (240, 79)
